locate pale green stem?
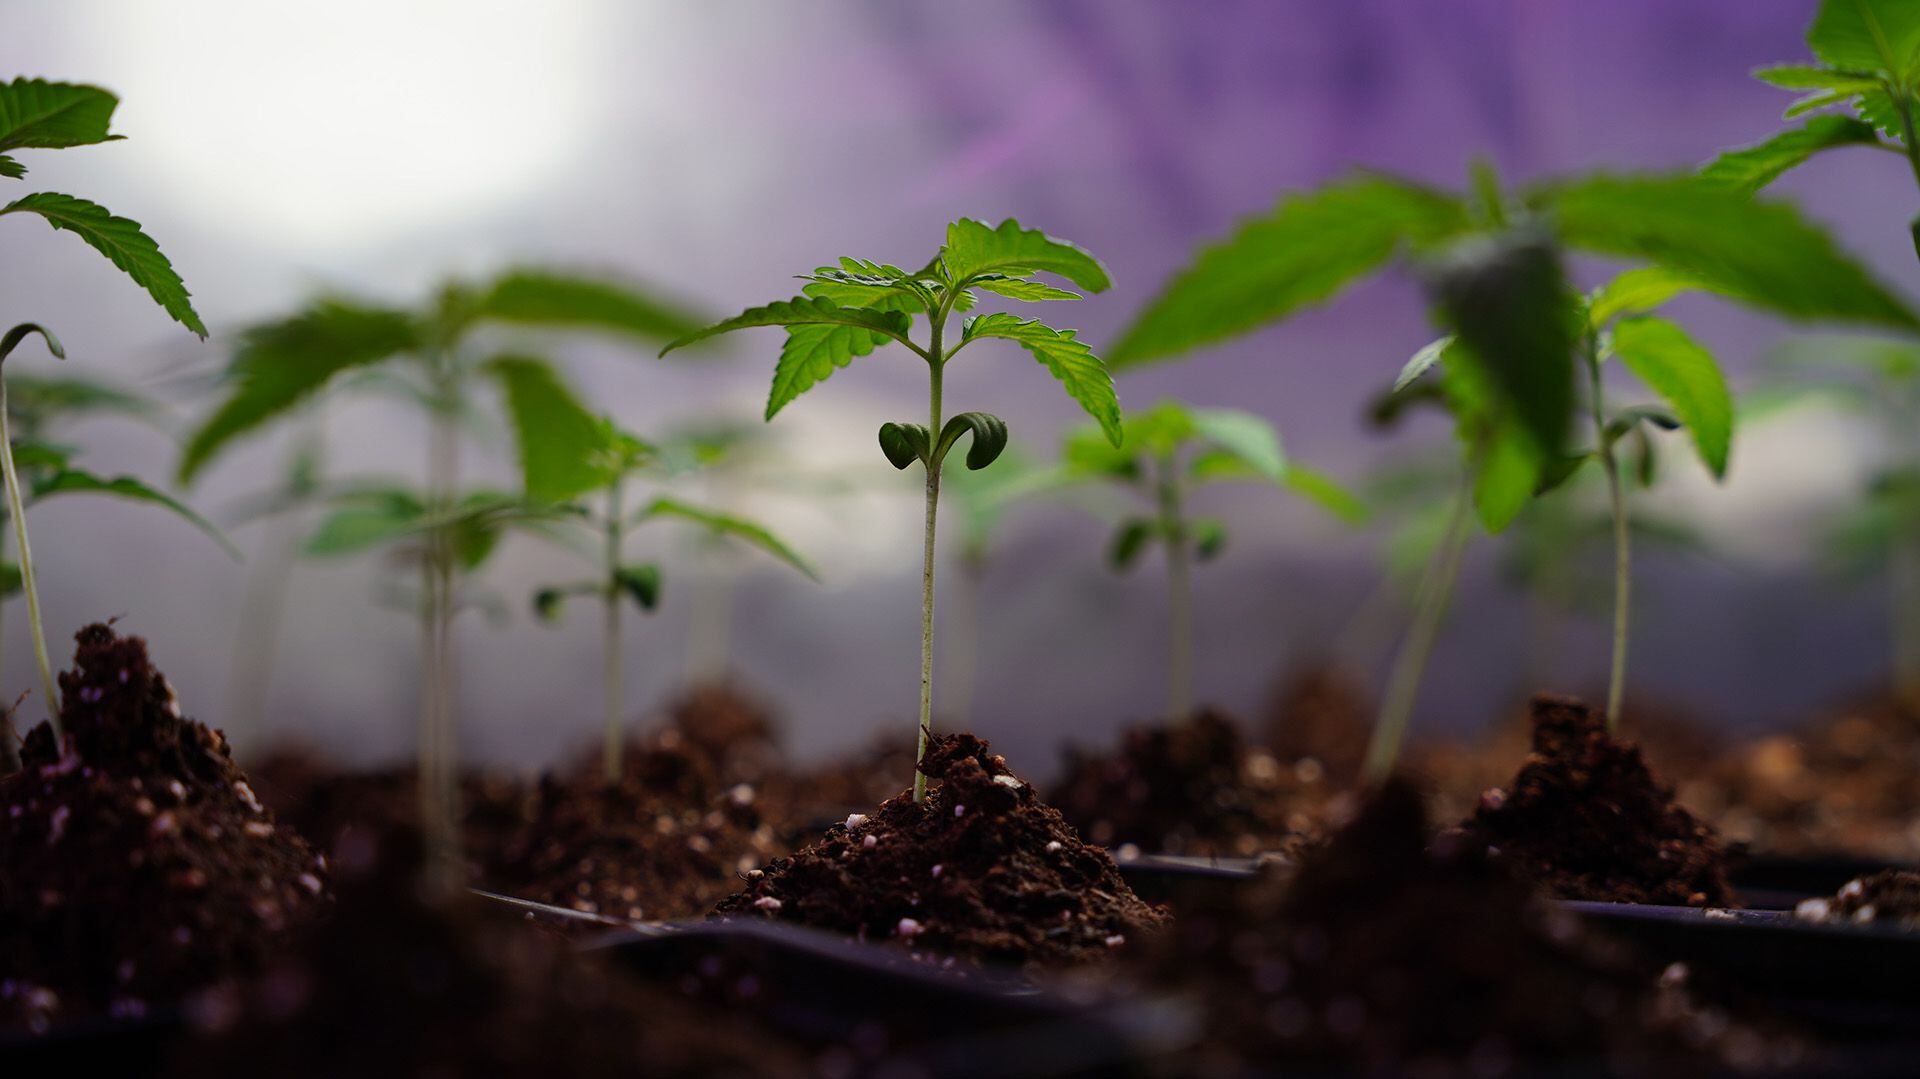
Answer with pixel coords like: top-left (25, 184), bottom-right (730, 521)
top-left (1155, 453), bottom-right (1194, 723)
top-left (419, 359), bottom-right (463, 892)
top-left (222, 505), bottom-right (299, 753)
top-left (602, 478), bottom-right (625, 783)
top-left (1362, 463), bottom-right (1475, 783)
top-left (0, 381), bottom-right (57, 735)
top-left (912, 357), bottom-right (944, 803)
top-left (1584, 341), bottom-right (1632, 731)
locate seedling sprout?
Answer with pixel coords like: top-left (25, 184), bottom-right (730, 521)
top-left (661, 219), bottom-right (1124, 800)
top-left (0, 78), bottom-right (205, 745)
top-left (1056, 399), bottom-right (1364, 722)
top-left (527, 419), bottom-right (817, 782)
top-left (1110, 162), bottom-right (1915, 779)
top-left (182, 272), bottom-right (703, 880)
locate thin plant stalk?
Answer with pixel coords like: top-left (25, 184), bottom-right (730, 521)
top-left (1587, 343), bottom-right (1632, 731)
top-left (1362, 463), bottom-right (1476, 782)
top-left (912, 355), bottom-right (945, 803)
top-left (222, 423), bottom-right (324, 752)
top-left (683, 565), bottom-right (733, 685)
top-left (1155, 453), bottom-right (1194, 723)
top-left (0, 380), bottom-right (58, 733)
top-left (417, 359), bottom-right (463, 891)
top-left (601, 477), bottom-right (626, 783)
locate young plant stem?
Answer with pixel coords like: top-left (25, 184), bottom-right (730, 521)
top-left (601, 477), bottom-right (626, 783)
top-left (1588, 346), bottom-right (1632, 731)
top-left (419, 358), bottom-right (463, 892)
top-left (1155, 453), bottom-right (1195, 723)
top-left (0, 380), bottom-right (58, 733)
top-left (912, 354), bottom-right (945, 803)
top-left (223, 423), bottom-right (324, 751)
top-left (1361, 461), bottom-right (1476, 783)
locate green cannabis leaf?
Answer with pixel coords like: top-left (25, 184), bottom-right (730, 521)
top-left (0, 79), bottom-right (120, 156)
top-left (1, 193), bottom-right (205, 337)
top-left (483, 354), bottom-right (613, 502)
top-left (1699, 115), bottom-right (1887, 193)
top-left (959, 313), bottom-right (1121, 444)
top-left (33, 469), bottom-right (237, 557)
top-left (940, 218), bottom-right (1112, 292)
top-left (1608, 316), bottom-right (1733, 478)
top-left (180, 302), bottom-right (418, 482)
top-left (474, 269), bottom-right (706, 343)
top-left (1109, 175), bottom-right (1470, 367)
top-left (635, 496), bottom-right (819, 581)
top-left (1536, 174), bottom-right (1919, 330)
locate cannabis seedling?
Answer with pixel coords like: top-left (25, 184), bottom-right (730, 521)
top-left (528, 420), bottom-right (817, 781)
top-left (661, 219), bottom-right (1123, 800)
top-left (1057, 399), bottom-right (1363, 722)
top-left (0, 78), bottom-right (205, 743)
top-left (182, 272), bottom-right (701, 878)
top-left (1110, 163), bottom-right (1915, 779)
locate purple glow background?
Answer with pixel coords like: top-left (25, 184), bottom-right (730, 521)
top-left (0, 1), bottom-right (1906, 775)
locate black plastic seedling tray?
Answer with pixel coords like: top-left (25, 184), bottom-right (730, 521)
top-left (1727, 853), bottom-right (1909, 910)
top-left (477, 891), bottom-right (1193, 1078)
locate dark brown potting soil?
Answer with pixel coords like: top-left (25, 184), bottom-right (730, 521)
top-left (1048, 710), bottom-right (1335, 858)
top-left (1123, 778), bottom-right (1793, 1074)
top-left (493, 766), bottom-right (785, 922)
top-left (172, 826), bottom-right (808, 1078)
top-left (0, 624), bottom-right (328, 1031)
top-left (1449, 695), bottom-right (1734, 906)
top-left (1688, 693), bottom-right (1920, 861)
top-left (1264, 663), bottom-right (1373, 783)
top-left (1794, 869), bottom-right (1920, 929)
top-left (714, 732), bottom-right (1169, 968)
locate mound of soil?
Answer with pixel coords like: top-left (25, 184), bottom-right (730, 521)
top-left (0, 624), bottom-right (328, 1031)
top-left (494, 767), bottom-right (785, 922)
top-left (173, 826), bottom-right (806, 1078)
top-left (1794, 870), bottom-right (1920, 929)
top-left (753, 732), bottom-right (920, 844)
top-left (661, 681), bottom-right (784, 785)
top-left (1048, 710), bottom-right (1335, 857)
top-left (1688, 695), bottom-right (1920, 860)
top-left (246, 751), bottom-right (534, 882)
top-left (1123, 778), bottom-right (1791, 1074)
top-left (714, 732), bottom-right (1168, 968)
top-left (1448, 695), bottom-right (1733, 906)
top-left (1264, 664), bottom-right (1373, 783)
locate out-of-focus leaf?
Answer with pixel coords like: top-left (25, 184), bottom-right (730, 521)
top-left (1609, 316), bottom-right (1734, 478)
top-left (33, 469), bottom-right (238, 557)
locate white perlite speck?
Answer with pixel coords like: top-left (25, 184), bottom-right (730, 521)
top-left (862, 835), bottom-right (878, 849)
top-left (844, 813), bottom-right (868, 829)
top-left (1045, 841), bottom-right (1063, 853)
top-left (896, 917), bottom-right (923, 938)
top-left (753, 896), bottom-right (783, 912)
top-left (992, 774), bottom-right (1022, 789)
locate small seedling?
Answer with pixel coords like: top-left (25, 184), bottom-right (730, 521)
top-left (182, 272), bottom-right (703, 877)
top-left (1110, 162), bottom-right (1915, 780)
top-left (527, 419), bottom-right (817, 782)
top-left (0, 78), bottom-right (205, 745)
top-left (1057, 399), bottom-right (1364, 722)
top-left (661, 219), bottom-right (1123, 800)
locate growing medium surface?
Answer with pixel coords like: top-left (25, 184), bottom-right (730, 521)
top-left (713, 732), bottom-right (1168, 968)
top-left (1048, 709), bottom-right (1336, 857)
top-left (173, 825), bottom-right (802, 1078)
top-left (1118, 779), bottom-right (1789, 1073)
top-left (0, 624), bottom-right (328, 1030)
top-left (1448, 695), bottom-right (1733, 907)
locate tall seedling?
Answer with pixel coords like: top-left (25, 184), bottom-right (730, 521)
top-left (182, 273), bottom-right (702, 879)
top-left (0, 78), bottom-right (205, 751)
top-left (1704, 0), bottom-right (1920, 706)
top-left (1110, 165), bottom-right (1915, 780)
top-left (662, 219), bottom-right (1123, 800)
top-left (1057, 399), bottom-right (1364, 722)
top-left (528, 420), bottom-right (817, 782)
